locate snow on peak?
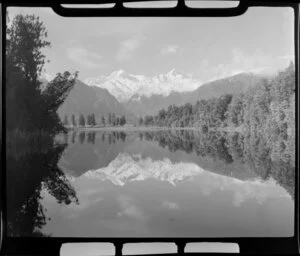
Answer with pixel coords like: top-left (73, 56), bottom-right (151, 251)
top-left (84, 69), bottom-right (202, 103)
top-left (167, 68), bottom-right (176, 75)
top-left (109, 69), bottom-right (125, 78)
top-left (83, 153), bottom-right (205, 186)
top-left (81, 153), bottom-right (280, 207)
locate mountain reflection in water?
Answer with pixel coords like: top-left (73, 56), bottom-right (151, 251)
top-left (7, 130), bottom-right (294, 237)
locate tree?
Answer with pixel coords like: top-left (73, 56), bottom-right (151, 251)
top-left (86, 114), bottom-right (92, 126)
top-left (112, 114), bottom-right (116, 126)
top-left (108, 113), bottom-right (112, 126)
top-left (71, 114), bottom-right (76, 127)
top-left (6, 14), bottom-right (50, 86)
top-left (120, 115), bottom-right (126, 126)
top-left (41, 71), bottom-right (78, 132)
top-left (6, 14), bottom-right (77, 133)
top-left (63, 115), bottom-right (69, 126)
top-left (144, 115), bottom-right (154, 126)
top-left (91, 113), bottom-right (96, 126)
top-left (116, 117), bottom-right (120, 126)
top-left (6, 14), bottom-right (50, 131)
top-left (226, 94), bottom-right (244, 126)
top-left (79, 114), bottom-right (85, 127)
top-left (138, 116), bottom-right (143, 126)
top-left (101, 115), bottom-right (106, 127)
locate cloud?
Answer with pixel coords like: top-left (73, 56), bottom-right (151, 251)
top-left (207, 48), bottom-right (294, 82)
top-left (277, 54), bottom-right (294, 61)
top-left (116, 36), bottom-right (144, 62)
top-left (161, 201), bottom-right (180, 210)
top-left (160, 45), bottom-right (179, 55)
top-left (67, 45), bottom-right (102, 69)
top-left (117, 196), bottom-right (146, 219)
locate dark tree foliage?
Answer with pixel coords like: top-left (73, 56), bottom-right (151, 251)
top-left (112, 114), bottom-right (116, 126)
top-left (42, 71), bottom-right (78, 133)
top-left (6, 14), bottom-right (80, 236)
top-left (62, 115), bottom-right (69, 126)
top-left (226, 94), bottom-right (244, 126)
top-left (139, 116), bottom-right (144, 125)
top-left (87, 132), bottom-right (96, 144)
top-left (71, 131), bottom-right (77, 144)
top-left (86, 113), bottom-right (96, 126)
top-left (6, 14), bottom-right (50, 85)
top-left (138, 95), bottom-right (232, 129)
top-left (6, 14), bottom-right (78, 134)
top-left (108, 113), bottom-right (112, 125)
top-left (71, 114), bottom-right (76, 127)
top-left (79, 114), bottom-right (85, 127)
top-left (101, 115), bottom-right (106, 127)
top-left (7, 132), bottom-right (78, 236)
top-left (138, 129), bottom-right (294, 199)
top-left (86, 114), bottom-right (92, 126)
top-left (136, 65), bottom-right (295, 164)
top-left (79, 131), bottom-right (86, 144)
top-left (120, 115), bottom-right (126, 126)
top-left (133, 64), bottom-right (295, 198)
top-left (91, 113), bottom-right (96, 126)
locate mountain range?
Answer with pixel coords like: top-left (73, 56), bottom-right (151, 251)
top-left (57, 80), bottom-right (136, 123)
top-left (84, 69), bottom-right (200, 103)
top-left (81, 152), bottom-right (263, 187)
top-left (59, 133), bottom-right (258, 181)
top-left (54, 69), bottom-right (269, 121)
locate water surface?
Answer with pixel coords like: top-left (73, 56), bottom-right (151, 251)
top-left (7, 130), bottom-right (294, 237)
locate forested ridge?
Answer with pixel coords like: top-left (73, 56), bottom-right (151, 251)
top-left (140, 63), bottom-right (295, 133)
top-left (140, 63), bottom-right (295, 170)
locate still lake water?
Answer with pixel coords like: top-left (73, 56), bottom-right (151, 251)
top-left (7, 130), bottom-right (294, 237)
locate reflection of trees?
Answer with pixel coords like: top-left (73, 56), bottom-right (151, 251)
top-left (243, 134), bottom-right (272, 180)
top-left (270, 161), bottom-right (295, 200)
top-left (87, 132), bottom-right (96, 144)
top-left (72, 131), bottom-right (127, 145)
top-left (7, 133), bottom-right (78, 236)
top-left (225, 132), bottom-right (244, 162)
top-left (140, 130), bottom-right (295, 199)
top-left (139, 133), bottom-right (144, 141)
top-left (142, 130), bottom-right (233, 164)
top-left (71, 131), bottom-right (77, 144)
top-left (79, 131), bottom-right (86, 144)
top-left (120, 132), bottom-right (127, 142)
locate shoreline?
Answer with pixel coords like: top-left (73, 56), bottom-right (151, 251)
top-left (65, 126), bottom-right (200, 132)
top-left (65, 125), bottom-right (245, 133)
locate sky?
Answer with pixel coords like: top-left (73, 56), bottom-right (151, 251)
top-left (8, 5), bottom-right (294, 83)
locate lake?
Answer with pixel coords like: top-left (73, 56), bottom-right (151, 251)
top-left (7, 130), bottom-right (294, 237)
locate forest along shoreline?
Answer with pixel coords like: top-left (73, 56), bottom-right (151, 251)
top-left (66, 126), bottom-right (206, 132)
top-left (65, 125), bottom-right (244, 133)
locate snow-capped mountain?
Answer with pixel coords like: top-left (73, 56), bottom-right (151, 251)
top-left (57, 80), bottom-right (137, 124)
top-left (83, 153), bottom-right (205, 186)
top-left (82, 152), bottom-right (275, 202)
top-left (84, 69), bottom-right (201, 103)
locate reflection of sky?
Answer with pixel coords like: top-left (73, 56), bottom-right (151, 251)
top-left (40, 153), bottom-right (293, 237)
top-left (83, 153), bottom-right (290, 207)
